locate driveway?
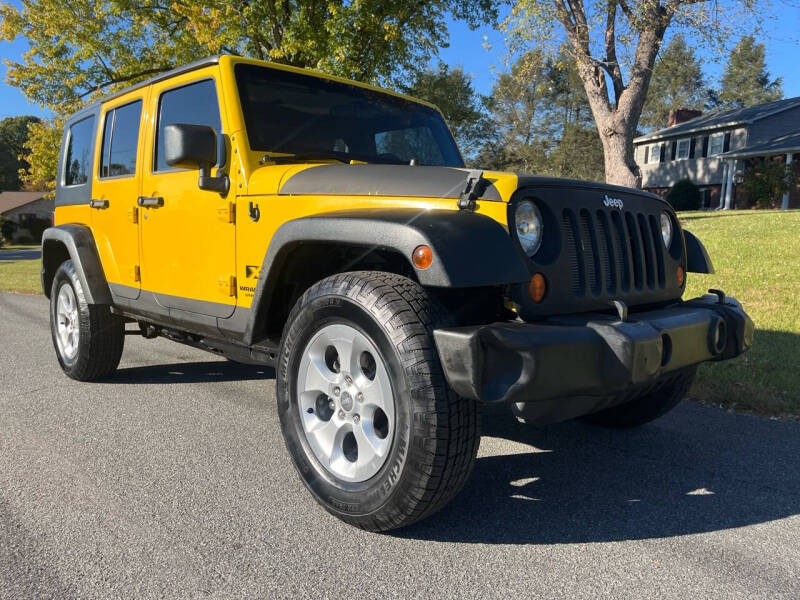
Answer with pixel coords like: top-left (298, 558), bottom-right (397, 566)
top-left (0, 248), bottom-right (41, 261)
top-left (1, 291), bottom-right (798, 599)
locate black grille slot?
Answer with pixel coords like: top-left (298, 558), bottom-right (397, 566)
top-left (638, 213), bottom-right (655, 289)
top-left (562, 209), bottom-right (584, 296)
top-left (579, 209), bottom-right (602, 295)
top-left (611, 211), bottom-right (631, 292)
top-left (649, 214), bottom-right (666, 287)
top-left (562, 208), bottom-right (667, 302)
top-left (625, 212), bottom-right (644, 290)
top-left (595, 211), bottom-right (616, 294)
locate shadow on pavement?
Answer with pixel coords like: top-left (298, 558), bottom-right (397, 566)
top-left (108, 360), bottom-right (275, 384)
top-left (398, 401), bottom-right (800, 544)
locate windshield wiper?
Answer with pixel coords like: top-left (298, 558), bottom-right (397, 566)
top-left (268, 152), bottom-right (349, 164)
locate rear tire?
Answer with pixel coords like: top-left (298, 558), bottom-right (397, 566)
top-left (277, 271), bottom-right (479, 531)
top-left (49, 260), bottom-right (124, 381)
top-left (581, 367), bottom-right (696, 428)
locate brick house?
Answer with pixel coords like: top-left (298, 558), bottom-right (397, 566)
top-left (633, 97), bottom-right (800, 209)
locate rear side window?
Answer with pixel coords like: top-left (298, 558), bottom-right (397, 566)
top-left (100, 100), bottom-right (143, 178)
top-left (64, 116), bottom-right (95, 186)
top-left (154, 79), bottom-right (221, 172)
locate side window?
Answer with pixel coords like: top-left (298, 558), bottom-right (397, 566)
top-left (154, 79), bottom-right (222, 172)
top-left (100, 100), bottom-right (143, 178)
top-left (64, 116), bottom-right (95, 186)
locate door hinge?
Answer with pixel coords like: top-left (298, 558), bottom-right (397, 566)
top-left (131, 265), bottom-right (141, 282)
top-left (218, 275), bottom-right (236, 297)
top-left (128, 206), bottom-right (139, 224)
top-left (217, 202), bottom-right (235, 224)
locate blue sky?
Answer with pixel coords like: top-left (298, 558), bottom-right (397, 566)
top-left (1, 2), bottom-right (799, 120)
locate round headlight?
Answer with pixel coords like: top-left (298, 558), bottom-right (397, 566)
top-left (515, 200), bottom-right (543, 257)
top-left (660, 212), bottom-right (673, 248)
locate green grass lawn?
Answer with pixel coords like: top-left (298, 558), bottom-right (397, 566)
top-left (1, 212), bottom-right (798, 418)
top-left (680, 210), bottom-right (800, 420)
top-left (0, 245), bottom-right (41, 294)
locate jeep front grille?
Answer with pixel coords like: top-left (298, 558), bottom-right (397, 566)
top-left (562, 208), bottom-right (666, 299)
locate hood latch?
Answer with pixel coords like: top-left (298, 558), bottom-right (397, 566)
top-left (459, 170), bottom-right (488, 211)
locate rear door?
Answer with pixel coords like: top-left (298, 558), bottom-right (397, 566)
top-left (91, 93), bottom-right (146, 298)
top-left (139, 72), bottom-right (236, 317)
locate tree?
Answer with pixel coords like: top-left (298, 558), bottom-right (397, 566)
top-left (402, 64), bottom-right (488, 160)
top-left (504, 1), bottom-right (759, 188)
top-left (476, 50), bottom-right (552, 173)
top-left (475, 47), bottom-right (604, 181)
top-left (19, 119), bottom-right (62, 194)
top-left (718, 36), bottom-right (783, 109)
top-left (1, 0), bottom-right (496, 190)
top-left (640, 35), bottom-right (705, 130)
top-left (0, 115), bottom-right (40, 190)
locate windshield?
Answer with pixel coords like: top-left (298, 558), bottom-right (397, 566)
top-left (234, 63), bottom-right (464, 167)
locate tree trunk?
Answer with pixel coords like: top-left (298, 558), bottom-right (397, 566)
top-left (597, 115), bottom-right (641, 188)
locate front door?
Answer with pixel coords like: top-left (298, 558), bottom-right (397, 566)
top-left (139, 71), bottom-right (236, 318)
top-left (91, 94), bottom-right (146, 298)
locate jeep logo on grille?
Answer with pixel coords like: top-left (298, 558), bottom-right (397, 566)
top-left (603, 195), bottom-right (624, 210)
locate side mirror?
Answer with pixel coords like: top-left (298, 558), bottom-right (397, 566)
top-left (164, 123), bottom-right (229, 195)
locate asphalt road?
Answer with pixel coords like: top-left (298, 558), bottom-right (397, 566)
top-left (0, 249), bottom-right (41, 261)
top-left (2, 292), bottom-right (799, 599)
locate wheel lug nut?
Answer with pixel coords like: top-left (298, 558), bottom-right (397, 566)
top-left (333, 386), bottom-right (341, 396)
top-left (345, 375), bottom-right (353, 385)
top-left (329, 400), bottom-right (335, 410)
top-left (356, 392), bottom-right (364, 402)
top-left (353, 414), bottom-right (360, 423)
top-left (338, 409), bottom-right (345, 419)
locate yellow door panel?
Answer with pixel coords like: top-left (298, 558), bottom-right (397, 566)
top-left (54, 204), bottom-right (92, 227)
top-left (139, 69), bottom-right (237, 317)
top-left (91, 93), bottom-right (147, 297)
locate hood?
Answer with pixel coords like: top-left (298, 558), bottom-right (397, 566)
top-left (274, 164), bottom-right (519, 203)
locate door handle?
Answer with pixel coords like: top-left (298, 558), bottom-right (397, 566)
top-left (89, 198), bottom-right (109, 209)
top-left (137, 196), bottom-right (164, 208)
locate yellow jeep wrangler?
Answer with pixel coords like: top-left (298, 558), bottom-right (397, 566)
top-left (43, 55), bottom-right (753, 531)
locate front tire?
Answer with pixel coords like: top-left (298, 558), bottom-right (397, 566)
top-left (581, 367), bottom-right (697, 428)
top-left (49, 260), bottom-right (124, 381)
top-left (277, 272), bottom-right (479, 531)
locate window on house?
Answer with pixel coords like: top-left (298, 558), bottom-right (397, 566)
top-left (676, 138), bottom-right (691, 160)
top-left (647, 143), bottom-right (662, 164)
top-left (63, 116), bottom-right (95, 186)
top-left (708, 132), bottom-right (725, 156)
top-left (100, 100), bottom-right (143, 178)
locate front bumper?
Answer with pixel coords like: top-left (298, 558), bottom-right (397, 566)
top-left (433, 292), bottom-right (753, 405)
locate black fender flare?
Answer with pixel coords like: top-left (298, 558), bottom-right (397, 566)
top-left (683, 229), bottom-right (714, 274)
top-left (41, 225), bottom-right (112, 304)
top-left (243, 208), bottom-right (530, 344)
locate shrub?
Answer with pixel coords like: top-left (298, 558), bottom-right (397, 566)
top-left (739, 157), bottom-right (796, 208)
top-left (26, 217), bottom-right (50, 243)
top-left (0, 217), bottom-right (17, 243)
top-left (665, 179), bottom-right (702, 211)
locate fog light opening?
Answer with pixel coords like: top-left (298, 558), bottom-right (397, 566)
top-left (529, 273), bottom-right (547, 303)
top-left (660, 333), bottom-right (672, 367)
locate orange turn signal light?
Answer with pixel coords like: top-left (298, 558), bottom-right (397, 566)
top-left (677, 266), bottom-right (685, 287)
top-left (529, 273), bottom-right (547, 303)
top-left (412, 245), bottom-right (433, 270)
